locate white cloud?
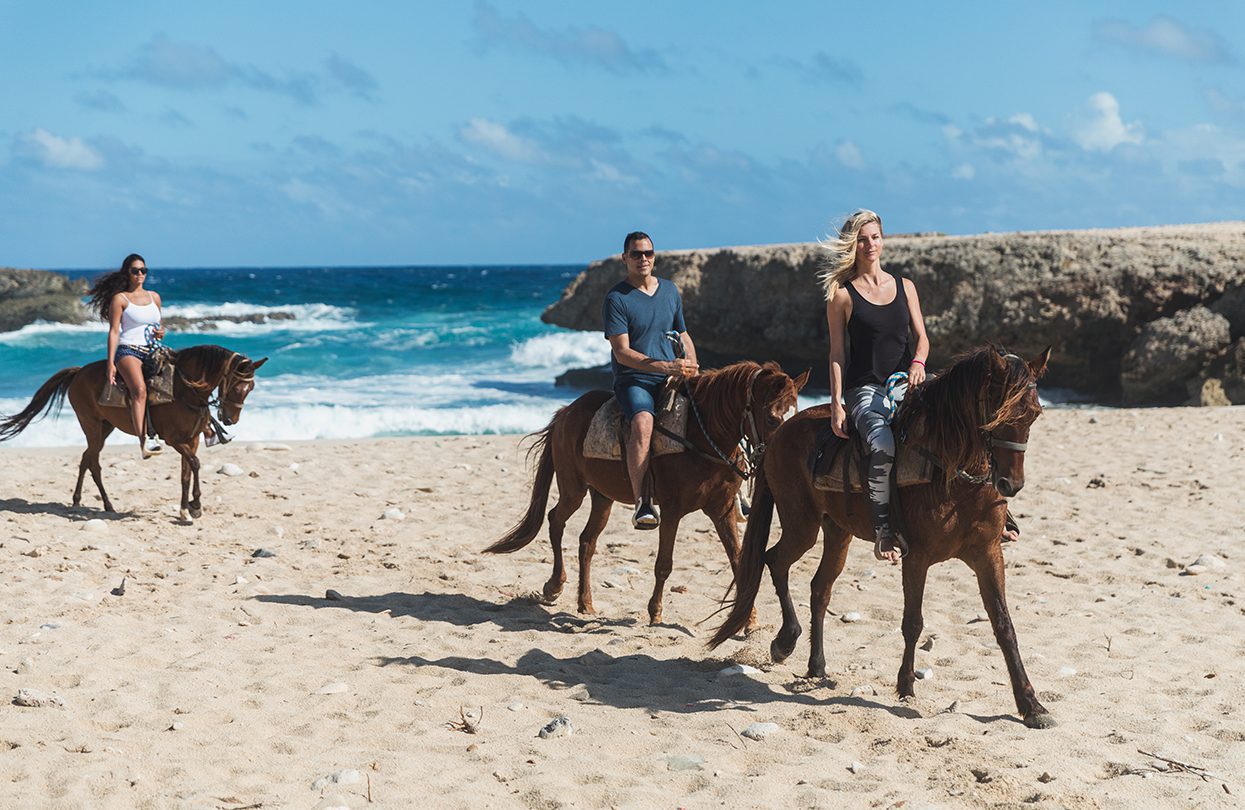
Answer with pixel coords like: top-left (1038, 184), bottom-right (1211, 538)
top-left (1009, 113), bottom-right (1039, 132)
top-left (1093, 16), bottom-right (1235, 65)
top-left (21, 128), bottom-right (104, 171)
top-left (1074, 92), bottom-right (1143, 151)
top-left (835, 140), bottom-right (864, 170)
top-left (952, 163), bottom-right (975, 180)
top-left (459, 117), bottom-right (544, 163)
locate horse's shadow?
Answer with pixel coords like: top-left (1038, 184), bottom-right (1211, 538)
top-left (256, 589), bottom-right (922, 718)
top-left (0, 498), bottom-right (134, 521)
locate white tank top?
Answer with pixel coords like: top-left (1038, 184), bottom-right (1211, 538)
top-left (119, 296), bottom-right (161, 346)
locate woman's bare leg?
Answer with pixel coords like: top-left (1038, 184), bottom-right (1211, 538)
top-left (116, 355), bottom-right (152, 456)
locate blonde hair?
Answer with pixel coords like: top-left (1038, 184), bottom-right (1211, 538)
top-left (817, 209), bottom-right (883, 301)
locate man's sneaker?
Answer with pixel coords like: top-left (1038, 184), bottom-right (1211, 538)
top-left (632, 501), bottom-right (660, 530)
top-left (142, 438), bottom-right (163, 459)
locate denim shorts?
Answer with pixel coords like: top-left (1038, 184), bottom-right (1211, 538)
top-left (613, 378), bottom-right (665, 421)
top-left (114, 344), bottom-right (151, 363)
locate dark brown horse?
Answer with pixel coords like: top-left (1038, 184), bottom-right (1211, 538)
top-left (710, 347), bottom-right (1055, 728)
top-left (0, 345), bottom-right (266, 521)
top-left (485, 361), bottom-right (809, 625)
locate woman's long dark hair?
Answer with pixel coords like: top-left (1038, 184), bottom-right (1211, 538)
top-left (86, 253), bottom-right (145, 322)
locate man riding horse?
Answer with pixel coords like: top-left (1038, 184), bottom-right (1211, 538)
top-left (603, 230), bottom-right (700, 530)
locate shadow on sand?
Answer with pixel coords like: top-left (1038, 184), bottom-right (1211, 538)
top-left (256, 589), bottom-right (924, 719)
top-left (0, 497), bottom-right (133, 521)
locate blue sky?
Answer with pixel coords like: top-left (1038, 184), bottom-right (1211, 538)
top-left (2, 2), bottom-right (1242, 267)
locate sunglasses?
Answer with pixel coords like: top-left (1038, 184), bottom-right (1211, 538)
top-left (130, 267), bottom-right (147, 275)
top-left (627, 249), bottom-right (655, 260)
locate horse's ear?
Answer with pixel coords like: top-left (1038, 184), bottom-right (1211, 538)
top-left (251, 357), bottom-right (268, 372)
top-left (1029, 347), bottom-right (1051, 379)
top-left (793, 368), bottom-right (811, 392)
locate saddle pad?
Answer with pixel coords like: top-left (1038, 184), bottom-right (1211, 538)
top-left (583, 393), bottom-right (690, 461)
top-left (812, 434), bottom-right (935, 493)
top-left (98, 361), bottom-right (176, 408)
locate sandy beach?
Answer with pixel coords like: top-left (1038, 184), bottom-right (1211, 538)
top-left (2, 405), bottom-right (1243, 808)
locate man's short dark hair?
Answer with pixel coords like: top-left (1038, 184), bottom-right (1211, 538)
top-left (623, 231), bottom-right (652, 253)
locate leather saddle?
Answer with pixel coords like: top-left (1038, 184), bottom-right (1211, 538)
top-left (809, 420), bottom-right (935, 493)
top-left (582, 387), bottom-right (691, 461)
top-left (99, 348), bottom-right (176, 408)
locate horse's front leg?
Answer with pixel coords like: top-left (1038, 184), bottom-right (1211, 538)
top-left (708, 504), bottom-right (756, 632)
top-left (967, 544), bottom-right (1056, 729)
top-left (172, 443), bottom-right (199, 521)
top-left (897, 557), bottom-right (931, 699)
top-left (187, 436), bottom-right (202, 517)
top-left (647, 515), bottom-right (681, 625)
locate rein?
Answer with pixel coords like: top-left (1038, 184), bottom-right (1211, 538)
top-left (957, 354), bottom-right (1036, 484)
top-left (656, 367), bottom-right (766, 480)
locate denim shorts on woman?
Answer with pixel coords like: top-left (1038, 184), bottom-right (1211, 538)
top-left (114, 344), bottom-right (151, 363)
top-left (613, 377), bottom-right (665, 421)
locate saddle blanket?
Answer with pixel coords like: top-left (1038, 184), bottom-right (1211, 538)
top-left (811, 429), bottom-right (936, 493)
top-left (582, 393), bottom-right (691, 461)
top-left (98, 360), bottom-right (176, 408)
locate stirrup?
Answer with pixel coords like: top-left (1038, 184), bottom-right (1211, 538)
top-left (873, 533), bottom-right (908, 561)
top-left (142, 439), bottom-right (163, 459)
top-left (632, 501), bottom-right (660, 530)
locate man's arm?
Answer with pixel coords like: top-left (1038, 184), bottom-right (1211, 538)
top-left (608, 333), bottom-right (693, 378)
top-left (678, 332), bottom-right (699, 374)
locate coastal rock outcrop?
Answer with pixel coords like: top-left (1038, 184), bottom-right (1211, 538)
top-left (0, 268), bottom-right (89, 332)
top-left (542, 223), bottom-right (1245, 404)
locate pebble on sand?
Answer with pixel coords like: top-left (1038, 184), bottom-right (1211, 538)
top-left (217, 463), bottom-right (245, 477)
top-left (665, 754), bottom-right (705, 771)
top-left (312, 769), bottom-right (362, 790)
top-left (1184, 553), bottom-right (1226, 576)
top-left (81, 519), bottom-right (108, 532)
top-left (1059, 666), bottom-right (1078, 677)
top-left (841, 611), bottom-right (862, 623)
top-left (740, 722), bottom-right (779, 741)
top-left (381, 507), bottom-right (405, 520)
top-left (915, 668), bottom-right (934, 680)
top-left (539, 715), bottom-right (574, 738)
top-left (717, 663), bottom-right (761, 679)
top-left (251, 548), bottom-right (277, 558)
top-left (14, 688), bottom-right (63, 708)
top-left (315, 682), bottom-right (349, 695)
top-left (848, 761), bottom-right (864, 774)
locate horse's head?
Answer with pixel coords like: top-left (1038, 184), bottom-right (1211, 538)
top-left (748, 363), bottom-right (811, 444)
top-left (981, 346), bottom-right (1050, 496)
top-left (218, 355), bottom-right (267, 426)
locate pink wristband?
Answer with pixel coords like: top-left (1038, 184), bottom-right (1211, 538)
top-left (911, 358), bottom-right (925, 367)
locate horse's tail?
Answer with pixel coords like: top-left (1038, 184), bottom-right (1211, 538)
top-left (708, 459), bottom-right (775, 648)
top-left (483, 423), bottom-right (556, 554)
top-left (0, 367), bottom-right (80, 442)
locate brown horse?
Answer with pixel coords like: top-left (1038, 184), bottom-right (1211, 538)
top-left (485, 361), bottom-right (809, 625)
top-left (710, 347), bottom-right (1055, 729)
top-left (0, 345), bottom-right (266, 520)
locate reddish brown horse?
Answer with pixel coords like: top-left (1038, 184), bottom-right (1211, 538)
top-left (710, 347), bottom-right (1055, 729)
top-left (0, 345), bottom-right (266, 521)
top-left (485, 361), bottom-right (809, 625)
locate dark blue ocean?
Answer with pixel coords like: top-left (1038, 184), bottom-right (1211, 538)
top-left (0, 265), bottom-right (613, 447)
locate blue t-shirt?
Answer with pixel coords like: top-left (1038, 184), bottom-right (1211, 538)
top-left (603, 278), bottom-right (687, 384)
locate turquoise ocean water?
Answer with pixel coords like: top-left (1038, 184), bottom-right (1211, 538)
top-left (0, 265), bottom-right (612, 447)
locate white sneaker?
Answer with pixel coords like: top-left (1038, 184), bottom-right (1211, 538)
top-left (142, 438), bottom-right (163, 458)
top-left (632, 501), bottom-right (660, 530)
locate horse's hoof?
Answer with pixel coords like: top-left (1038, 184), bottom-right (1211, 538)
top-left (770, 636), bottom-right (796, 663)
top-left (1024, 712), bottom-right (1057, 729)
top-left (179, 509), bottom-right (192, 522)
top-left (541, 584), bottom-right (563, 603)
top-left (648, 610), bottom-right (663, 626)
top-left (189, 507), bottom-right (202, 519)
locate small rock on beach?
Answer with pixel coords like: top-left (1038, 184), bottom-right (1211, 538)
top-left (539, 715), bottom-right (574, 738)
top-left (217, 463), bottom-right (244, 477)
top-left (14, 688), bottom-right (63, 708)
top-left (717, 663), bottom-right (761, 679)
top-left (740, 722), bottom-right (779, 741)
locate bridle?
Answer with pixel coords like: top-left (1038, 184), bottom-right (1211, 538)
top-left (177, 352), bottom-right (255, 424)
top-left (667, 366), bottom-right (788, 481)
top-left (956, 353), bottom-right (1036, 485)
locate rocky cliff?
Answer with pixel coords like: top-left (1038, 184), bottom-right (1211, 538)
top-left (542, 223), bottom-right (1245, 405)
top-left (0, 268), bottom-right (90, 332)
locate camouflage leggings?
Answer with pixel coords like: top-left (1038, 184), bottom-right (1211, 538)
top-left (846, 384), bottom-right (896, 541)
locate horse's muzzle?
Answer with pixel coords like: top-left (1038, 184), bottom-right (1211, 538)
top-left (996, 476), bottom-right (1023, 498)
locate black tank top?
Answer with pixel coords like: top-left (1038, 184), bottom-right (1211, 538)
top-left (843, 271), bottom-right (913, 388)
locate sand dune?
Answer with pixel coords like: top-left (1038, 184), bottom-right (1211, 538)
top-left (2, 405), bottom-right (1242, 807)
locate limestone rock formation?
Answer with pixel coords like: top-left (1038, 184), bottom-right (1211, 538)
top-left (543, 222), bottom-right (1245, 404)
top-left (0, 268), bottom-right (89, 332)
top-left (1120, 307), bottom-right (1230, 405)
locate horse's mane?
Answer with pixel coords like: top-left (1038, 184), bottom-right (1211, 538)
top-left (893, 346), bottom-right (1040, 476)
top-left (684, 360), bottom-right (773, 441)
top-left (175, 345), bottom-right (247, 387)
